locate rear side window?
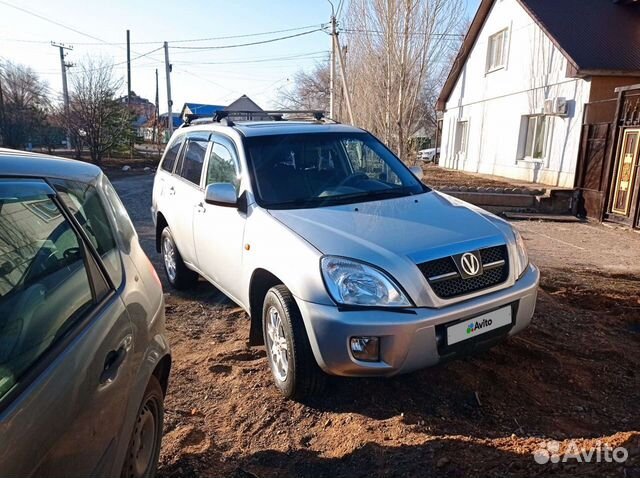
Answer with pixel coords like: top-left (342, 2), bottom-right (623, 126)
top-left (0, 183), bottom-right (93, 399)
top-left (161, 138), bottom-right (183, 173)
top-left (52, 179), bottom-right (123, 288)
top-left (177, 134), bottom-right (209, 186)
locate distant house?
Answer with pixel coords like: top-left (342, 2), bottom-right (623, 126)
top-left (119, 91), bottom-right (157, 138)
top-left (177, 95), bottom-right (269, 123)
top-left (179, 102), bottom-right (226, 119)
top-left (437, 0), bottom-right (640, 188)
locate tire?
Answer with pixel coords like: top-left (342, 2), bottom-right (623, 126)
top-left (262, 285), bottom-right (326, 400)
top-left (160, 227), bottom-right (198, 290)
top-left (121, 376), bottom-right (164, 478)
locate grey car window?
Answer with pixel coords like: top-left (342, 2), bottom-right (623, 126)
top-left (52, 179), bottom-right (123, 288)
top-left (0, 192), bottom-right (93, 399)
top-left (206, 142), bottom-right (240, 189)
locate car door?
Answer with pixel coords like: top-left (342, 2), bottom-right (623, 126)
top-left (170, 132), bottom-right (211, 265)
top-left (0, 178), bottom-right (135, 477)
top-left (193, 135), bottom-right (246, 300)
top-left (153, 136), bottom-right (184, 230)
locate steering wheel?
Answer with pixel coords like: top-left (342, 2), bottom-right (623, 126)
top-left (335, 172), bottom-right (369, 190)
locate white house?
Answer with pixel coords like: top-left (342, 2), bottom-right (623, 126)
top-left (437, 0), bottom-right (640, 188)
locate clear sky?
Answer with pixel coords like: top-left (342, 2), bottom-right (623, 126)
top-left (0, 0), bottom-right (480, 113)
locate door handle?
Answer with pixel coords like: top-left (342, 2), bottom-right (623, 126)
top-left (99, 346), bottom-right (127, 385)
top-left (168, 186), bottom-right (175, 196)
top-left (196, 202), bottom-right (206, 213)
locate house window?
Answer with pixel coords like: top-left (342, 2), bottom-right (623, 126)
top-left (486, 29), bottom-right (508, 72)
top-left (455, 121), bottom-right (469, 157)
top-left (522, 115), bottom-right (548, 160)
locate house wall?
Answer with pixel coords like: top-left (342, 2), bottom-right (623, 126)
top-left (440, 0), bottom-right (591, 187)
top-left (589, 76), bottom-right (640, 102)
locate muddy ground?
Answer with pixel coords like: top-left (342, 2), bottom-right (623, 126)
top-left (112, 173), bottom-right (640, 478)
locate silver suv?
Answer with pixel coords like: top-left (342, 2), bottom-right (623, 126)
top-left (0, 149), bottom-right (170, 477)
top-left (152, 115), bottom-right (539, 400)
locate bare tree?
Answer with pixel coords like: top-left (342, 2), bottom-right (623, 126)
top-left (63, 57), bottom-right (132, 163)
top-left (0, 61), bottom-right (50, 148)
top-left (339, 0), bottom-right (465, 160)
top-left (277, 62), bottom-right (331, 111)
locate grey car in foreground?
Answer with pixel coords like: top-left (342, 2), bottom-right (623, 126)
top-left (152, 116), bottom-right (539, 400)
top-left (0, 149), bottom-right (170, 477)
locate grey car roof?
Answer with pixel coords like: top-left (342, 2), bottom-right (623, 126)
top-left (0, 148), bottom-right (102, 183)
top-left (231, 121), bottom-right (365, 137)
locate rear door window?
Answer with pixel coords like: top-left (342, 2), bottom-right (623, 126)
top-left (177, 133), bottom-right (210, 186)
top-left (160, 138), bottom-right (183, 173)
top-left (52, 179), bottom-right (123, 288)
top-left (0, 180), bottom-right (94, 399)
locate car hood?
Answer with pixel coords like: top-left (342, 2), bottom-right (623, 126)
top-left (268, 191), bottom-right (508, 265)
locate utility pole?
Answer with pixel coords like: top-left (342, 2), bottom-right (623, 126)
top-left (154, 68), bottom-right (159, 147)
top-left (163, 42), bottom-right (174, 136)
top-left (329, 2), bottom-right (336, 119)
top-left (334, 33), bottom-right (354, 125)
top-left (52, 42), bottom-right (73, 149)
top-left (126, 30), bottom-right (132, 105)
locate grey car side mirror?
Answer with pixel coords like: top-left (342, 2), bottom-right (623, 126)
top-left (204, 183), bottom-right (237, 207)
top-left (409, 166), bottom-right (424, 181)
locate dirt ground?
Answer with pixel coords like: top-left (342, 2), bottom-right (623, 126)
top-left (420, 163), bottom-right (545, 192)
top-left (112, 173), bottom-right (640, 478)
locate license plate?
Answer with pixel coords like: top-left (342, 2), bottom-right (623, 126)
top-left (446, 306), bottom-right (512, 345)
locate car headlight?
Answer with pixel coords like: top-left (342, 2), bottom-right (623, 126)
top-left (320, 256), bottom-right (411, 307)
top-left (512, 228), bottom-right (529, 279)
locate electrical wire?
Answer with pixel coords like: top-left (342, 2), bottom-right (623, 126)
top-left (170, 28), bottom-right (326, 50)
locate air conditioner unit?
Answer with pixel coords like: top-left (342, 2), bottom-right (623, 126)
top-left (543, 97), bottom-right (567, 116)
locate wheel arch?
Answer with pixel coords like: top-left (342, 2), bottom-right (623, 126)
top-left (155, 211), bottom-right (168, 253)
top-left (151, 353), bottom-right (171, 397)
top-left (248, 268), bottom-right (286, 346)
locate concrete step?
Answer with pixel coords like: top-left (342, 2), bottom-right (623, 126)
top-left (503, 212), bottom-right (584, 222)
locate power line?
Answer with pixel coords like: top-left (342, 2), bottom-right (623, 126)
top-left (172, 51), bottom-right (329, 66)
top-left (340, 28), bottom-right (464, 38)
top-left (170, 28), bottom-right (326, 50)
top-left (0, 0), bottom-right (111, 44)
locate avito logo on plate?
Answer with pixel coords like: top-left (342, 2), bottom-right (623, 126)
top-left (467, 318), bottom-right (493, 335)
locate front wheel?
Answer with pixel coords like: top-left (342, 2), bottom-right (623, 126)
top-left (262, 285), bottom-right (325, 400)
top-left (121, 376), bottom-right (164, 478)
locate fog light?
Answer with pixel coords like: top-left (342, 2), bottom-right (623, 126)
top-left (350, 336), bottom-right (380, 362)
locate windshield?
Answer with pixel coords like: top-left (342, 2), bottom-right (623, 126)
top-left (243, 132), bottom-right (428, 209)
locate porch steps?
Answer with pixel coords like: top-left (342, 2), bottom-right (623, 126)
top-left (438, 186), bottom-right (576, 215)
top-left (503, 212), bottom-right (583, 222)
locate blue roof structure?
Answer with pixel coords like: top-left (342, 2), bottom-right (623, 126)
top-left (181, 103), bottom-right (226, 117)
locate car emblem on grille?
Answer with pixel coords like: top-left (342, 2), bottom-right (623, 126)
top-left (460, 252), bottom-right (481, 277)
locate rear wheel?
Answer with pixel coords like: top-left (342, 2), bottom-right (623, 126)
top-left (121, 376), bottom-right (164, 478)
top-left (262, 285), bottom-right (325, 400)
top-left (161, 227), bottom-right (197, 290)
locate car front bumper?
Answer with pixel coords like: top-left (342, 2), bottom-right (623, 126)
top-left (295, 263), bottom-right (539, 377)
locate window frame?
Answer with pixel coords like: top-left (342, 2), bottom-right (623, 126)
top-left (204, 133), bottom-right (242, 189)
top-left (455, 120), bottom-right (469, 158)
top-left (0, 177), bottom-right (117, 412)
top-left (174, 132), bottom-right (212, 189)
top-left (520, 115), bottom-right (549, 161)
top-left (486, 28), bottom-right (509, 73)
top-left (159, 136), bottom-right (185, 174)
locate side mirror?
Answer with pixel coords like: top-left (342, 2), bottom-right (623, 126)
top-left (409, 166), bottom-right (424, 181)
top-left (204, 183), bottom-right (237, 207)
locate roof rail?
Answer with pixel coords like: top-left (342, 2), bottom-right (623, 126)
top-left (182, 109), bottom-right (335, 127)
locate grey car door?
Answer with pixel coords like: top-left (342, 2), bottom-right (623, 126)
top-left (0, 178), bottom-right (135, 477)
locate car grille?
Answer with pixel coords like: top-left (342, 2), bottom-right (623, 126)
top-left (418, 245), bottom-right (509, 299)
